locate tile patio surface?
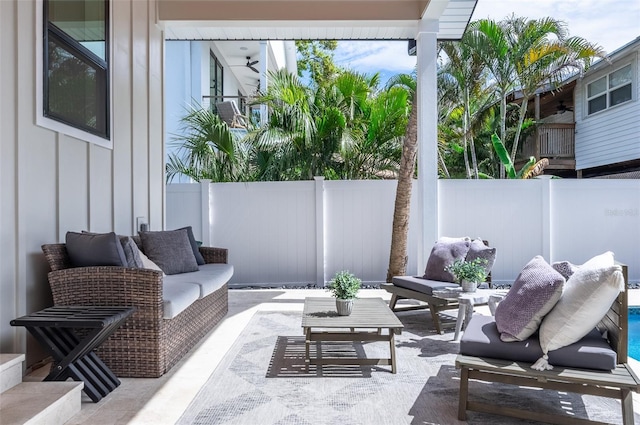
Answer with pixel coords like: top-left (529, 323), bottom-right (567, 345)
top-left (25, 288), bottom-right (640, 425)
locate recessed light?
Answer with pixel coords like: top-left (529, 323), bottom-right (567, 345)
top-left (240, 46), bottom-right (248, 51)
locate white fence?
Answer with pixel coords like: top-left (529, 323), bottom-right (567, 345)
top-left (167, 178), bottom-right (640, 286)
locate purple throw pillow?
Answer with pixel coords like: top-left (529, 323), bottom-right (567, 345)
top-left (552, 260), bottom-right (579, 280)
top-left (465, 238), bottom-right (496, 275)
top-left (495, 255), bottom-right (565, 342)
top-left (423, 238), bottom-right (471, 282)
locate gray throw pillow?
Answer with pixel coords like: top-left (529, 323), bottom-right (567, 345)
top-left (119, 236), bottom-right (145, 268)
top-left (423, 238), bottom-right (471, 282)
top-left (65, 231), bottom-right (128, 267)
top-left (494, 255), bottom-right (565, 342)
top-left (177, 226), bottom-right (205, 265)
top-left (139, 228), bottom-right (199, 275)
top-left (465, 238), bottom-right (496, 275)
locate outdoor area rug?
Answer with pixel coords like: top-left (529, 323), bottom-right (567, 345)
top-left (177, 309), bottom-right (636, 425)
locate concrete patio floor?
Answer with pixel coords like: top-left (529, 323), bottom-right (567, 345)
top-left (26, 288), bottom-right (640, 425)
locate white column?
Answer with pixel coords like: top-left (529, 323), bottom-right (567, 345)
top-left (259, 41), bottom-right (269, 125)
top-left (200, 179), bottom-right (211, 246)
top-left (314, 176), bottom-right (325, 287)
top-left (416, 20), bottom-right (439, 271)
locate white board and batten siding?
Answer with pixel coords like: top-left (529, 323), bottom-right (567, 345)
top-left (574, 46), bottom-right (640, 170)
top-left (0, 0), bottom-right (164, 362)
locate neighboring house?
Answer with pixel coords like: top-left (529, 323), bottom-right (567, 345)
top-left (516, 36), bottom-right (640, 178)
top-left (165, 40), bottom-right (297, 172)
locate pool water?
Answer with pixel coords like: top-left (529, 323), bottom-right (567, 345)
top-left (628, 308), bottom-right (640, 360)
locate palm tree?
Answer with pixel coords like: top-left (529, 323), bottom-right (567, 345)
top-left (466, 18), bottom-right (515, 177)
top-left (385, 72), bottom-right (417, 282)
top-left (439, 33), bottom-right (491, 179)
top-left (468, 16), bottom-right (604, 172)
top-left (166, 105), bottom-right (246, 183)
top-left (504, 16), bottom-right (603, 161)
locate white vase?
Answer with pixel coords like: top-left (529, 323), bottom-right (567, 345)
top-left (461, 280), bottom-right (477, 293)
top-left (336, 298), bottom-right (354, 316)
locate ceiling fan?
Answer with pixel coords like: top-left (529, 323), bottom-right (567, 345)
top-left (556, 100), bottom-right (574, 113)
top-left (245, 56), bottom-right (259, 73)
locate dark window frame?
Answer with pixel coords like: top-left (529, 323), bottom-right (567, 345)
top-left (210, 50), bottom-right (224, 106)
top-left (586, 63), bottom-right (633, 117)
top-left (43, 0), bottom-right (110, 140)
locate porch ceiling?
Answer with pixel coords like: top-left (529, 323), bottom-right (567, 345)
top-left (160, 0), bottom-right (477, 40)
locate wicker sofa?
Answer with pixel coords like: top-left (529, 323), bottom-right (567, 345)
top-left (41, 240), bottom-right (232, 378)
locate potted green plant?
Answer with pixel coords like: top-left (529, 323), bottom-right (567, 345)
top-left (327, 270), bottom-right (362, 315)
top-left (445, 258), bottom-right (488, 292)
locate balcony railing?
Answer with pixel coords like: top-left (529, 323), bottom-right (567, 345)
top-left (520, 123), bottom-right (575, 159)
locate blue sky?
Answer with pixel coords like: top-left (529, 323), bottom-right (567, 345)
top-left (334, 0), bottom-right (640, 85)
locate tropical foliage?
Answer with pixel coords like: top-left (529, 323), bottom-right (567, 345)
top-left (167, 15), bottom-right (603, 183)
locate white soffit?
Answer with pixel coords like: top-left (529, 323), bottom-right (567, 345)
top-left (160, 0), bottom-right (477, 41)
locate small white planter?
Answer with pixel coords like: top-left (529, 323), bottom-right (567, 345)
top-left (336, 298), bottom-right (354, 316)
top-left (461, 280), bottom-right (477, 293)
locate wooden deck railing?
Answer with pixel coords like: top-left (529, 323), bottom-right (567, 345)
top-left (520, 123), bottom-right (575, 159)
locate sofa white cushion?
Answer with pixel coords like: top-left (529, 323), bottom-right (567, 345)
top-left (534, 251), bottom-right (624, 370)
top-left (162, 280), bottom-right (201, 319)
top-left (170, 264), bottom-right (234, 298)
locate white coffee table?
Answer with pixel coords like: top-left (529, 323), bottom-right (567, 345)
top-left (432, 288), bottom-right (507, 341)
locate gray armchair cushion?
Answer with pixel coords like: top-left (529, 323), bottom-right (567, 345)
top-left (460, 314), bottom-right (616, 371)
top-left (423, 239), bottom-right (471, 282)
top-left (65, 231), bottom-right (128, 267)
top-left (392, 276), bottom-right (458, 295)
top-left (139, 228), bottom-right (199, 275)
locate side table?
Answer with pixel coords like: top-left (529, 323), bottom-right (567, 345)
top-left (11, 306), bottom-right (135, 402)
top-left (432, 288), bottom-right (507, 341)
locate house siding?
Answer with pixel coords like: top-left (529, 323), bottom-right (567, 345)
top-left (574, 48), bottom-right (640, 170)
top-left (0, 0), bottom-right (165, 367)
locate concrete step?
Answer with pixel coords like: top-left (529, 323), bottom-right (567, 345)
top-left (0, 353), bottom-right (25, 392)
top-left (0, 381), bottom-right (83, 425)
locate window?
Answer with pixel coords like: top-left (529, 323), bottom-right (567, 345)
top-left (210, 51), bottom-right (224, 107)
top-left (586, 64), bottom-right (633, 115)
top-left (44, 0), bottom-right (109, 140)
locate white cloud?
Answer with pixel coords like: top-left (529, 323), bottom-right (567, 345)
top-left (471, 0), bottom-right (640, 54)
top-left (334, 40), bottom-right (416, 75)
top-left (334, 0), bottom-right (639, 81)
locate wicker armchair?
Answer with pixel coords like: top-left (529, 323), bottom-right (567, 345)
top-left (41, 243), bottom-right (229, 378)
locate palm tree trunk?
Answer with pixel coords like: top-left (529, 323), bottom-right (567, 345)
top-left (499, 93), bottom-right (507, 179)
top-left (465, 90), bottom-right (479, 179)
top-left (386, 95), bottom-right (418, 282)
top-left (511, 98), bottom-right (529, 162)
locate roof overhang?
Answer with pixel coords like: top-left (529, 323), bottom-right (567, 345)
top-left (159, 0), bottom-right (477, 40)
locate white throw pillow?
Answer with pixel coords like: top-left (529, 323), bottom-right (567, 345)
top-left (532, 251), bottom-right (624, 371)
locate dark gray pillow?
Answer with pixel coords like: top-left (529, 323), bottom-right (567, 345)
top-left (177, 226), bottom-right (205, 265)
top-left (465, 238), bottom-right (497, 275)
top-left (139, 229), bottom-right (199, 275)
top-left (423, 239), bottom-right (471, 282)
top-left (119, 236), bottom-right (144, 268)
top-left (65, 231), bottom-right (128, 267)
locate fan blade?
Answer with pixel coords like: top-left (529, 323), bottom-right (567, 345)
top-left (249, 65), bottom-right (259, 73)
top-left (249, 60), bottom-right (259, 66)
